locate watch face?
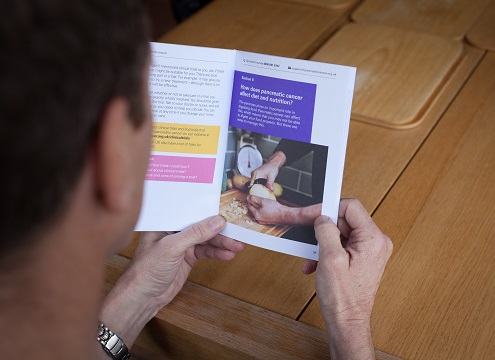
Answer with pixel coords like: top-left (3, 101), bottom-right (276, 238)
top-left (237, 145), bottom-right (263, 177)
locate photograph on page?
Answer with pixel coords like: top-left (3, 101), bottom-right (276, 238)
top-left (220, 127), bottom-right (329, 247)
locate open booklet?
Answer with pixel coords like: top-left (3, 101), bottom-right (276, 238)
top-left (136, 42), bottom-right (356, 260)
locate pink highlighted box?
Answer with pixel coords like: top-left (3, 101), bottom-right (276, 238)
top-left (146, 155), bottom-right (216, 184)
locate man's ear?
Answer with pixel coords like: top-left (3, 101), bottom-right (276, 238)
top-left (93, 97), bottom-right (134, 213)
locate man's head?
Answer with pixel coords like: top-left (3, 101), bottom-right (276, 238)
top-left (0, 0), bottom-right (151, 258)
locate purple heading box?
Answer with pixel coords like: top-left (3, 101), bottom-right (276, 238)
top-left (229, 71), bottom-right (317, 143)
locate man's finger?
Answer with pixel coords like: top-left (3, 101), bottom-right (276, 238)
top-left (302, 259), bottom-right (318, 274)
top-left (265, 182), bottom-right (275, 192)
top-left (194, 244), bottom-right (237, 261)
top-left (338, 199), bottom-right (388, 255)
top-left (170, 216), bottom-right (226, 252)
top-left (315, 215), bottom-right (347, 259)
top-left (139, 231), bottom-right (176, 246)
top-left (250, 170), bottom-right (258, 187)
top-left (338, 199), bottom-right (375, 238)
top-left (208, 234), bottom-right (245, 253)
top-left (247, 195), bottom-right (262, 208)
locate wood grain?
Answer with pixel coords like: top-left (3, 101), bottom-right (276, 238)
top-left (303, 52), bottom-right (495, 359)
top-left (351, 0), bottom-right (491, 40)
top-left (105, 255), bottom-right (401, 360)
top-left (371, 51), bottom-right (495, 360)
top-left (158, 0), bottom-right (347, 59)
top-left (272, 0), bottom-right (362, 11)
top-left (467, 0), bottom-right (495, 51)
top-left (336, 45), bottom-right (482, 210)
top-left (299, 45), bottom-right (483, 330)
top-left (311, 23), bottom-right (463, 128)
top-left (188, 243), bottom-right (315, 318)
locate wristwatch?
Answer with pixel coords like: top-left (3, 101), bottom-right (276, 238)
top-left (97, 323), bottom-right (130, 360)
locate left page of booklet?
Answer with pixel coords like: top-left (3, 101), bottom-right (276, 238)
top-left (136, 43), bottom-right (236, 231)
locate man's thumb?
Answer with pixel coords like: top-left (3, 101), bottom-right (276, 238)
top-left (314, 216), bottom-right (346, 258)
top-left (175, 216), bottom-right (226, 250)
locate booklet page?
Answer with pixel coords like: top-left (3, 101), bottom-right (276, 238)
top-left (220, 51), bottom-right (356, 260)
top-left (136, 43), bottom-right (236, 230)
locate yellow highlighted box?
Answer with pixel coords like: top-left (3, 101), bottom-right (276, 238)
top-left (151, 122), bottom-right (220, 155)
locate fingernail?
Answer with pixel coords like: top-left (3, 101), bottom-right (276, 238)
top-left (302, 261), bottom-right (309, 273)
top-left (314, 215), bottom-right (328, 226)
top-left (209, 216), bottom-right (225, 231)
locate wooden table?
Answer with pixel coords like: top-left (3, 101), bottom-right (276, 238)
top-left (107, 0), bottom-right (495, 358)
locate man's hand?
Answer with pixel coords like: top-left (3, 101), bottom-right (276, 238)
top-left (247, 195), bottom-right (323, 226)
top-left (249, 151), bottom-right (286, 191)
top-left (303, 199), bottom-right (392, 360)
top-left (246, 195), bottom-right (290, 225)
top-left (128, 215), bottom-right (244, 308)
top-left (99, 216), bottom-right (244, 353)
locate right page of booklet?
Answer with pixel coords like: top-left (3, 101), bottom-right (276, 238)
top-left (220, 50), bottom-right (356, 260)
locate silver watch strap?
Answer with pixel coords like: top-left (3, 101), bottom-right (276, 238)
top-left (97, 323), bottom-right (130, 360)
